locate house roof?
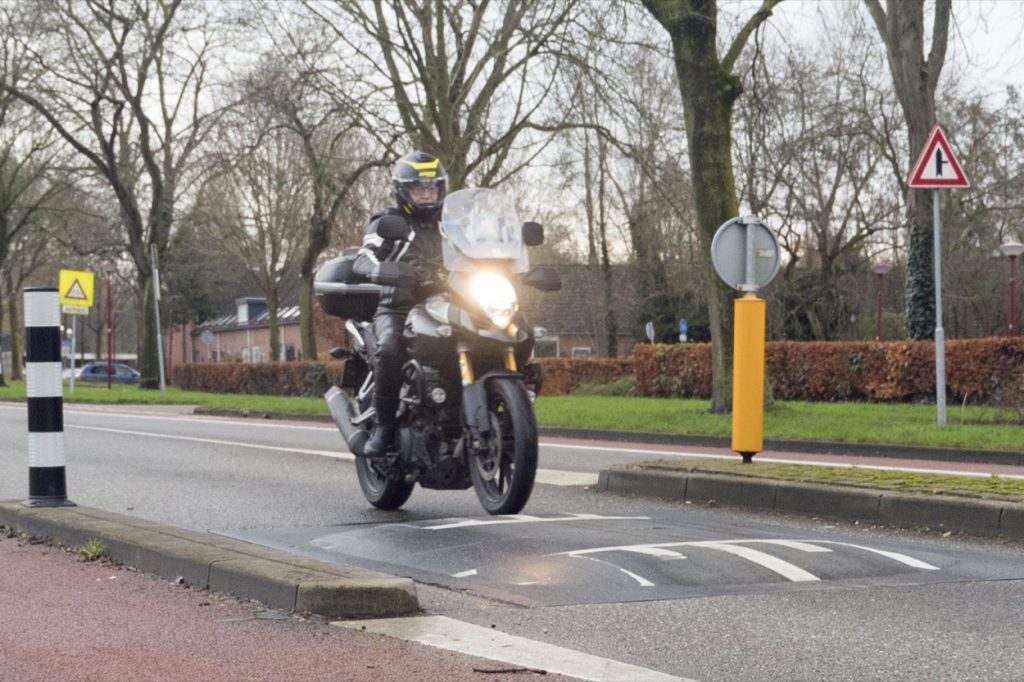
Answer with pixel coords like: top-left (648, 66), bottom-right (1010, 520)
top-left (193, 304), bottom-right (301, 333)
top-left (192, 263), bottom-right (641, 339)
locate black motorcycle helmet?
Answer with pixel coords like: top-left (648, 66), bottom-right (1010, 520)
top-left (392, 151), bottom-right (447, 221)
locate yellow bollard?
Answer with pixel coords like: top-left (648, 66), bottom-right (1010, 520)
top-left (731, 293), bottom-right (766, 462)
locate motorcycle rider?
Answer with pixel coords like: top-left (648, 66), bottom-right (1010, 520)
top-left (353, 151), bottom-right (447, 457)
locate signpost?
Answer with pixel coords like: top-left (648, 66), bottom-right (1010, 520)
top-left (908, 124), bottom-right (970, 426)
top-left (711, 216), bottom-right (780, 463)
top-left (58, 269), bottom-right (95, 394)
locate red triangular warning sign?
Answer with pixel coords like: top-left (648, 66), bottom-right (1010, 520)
top-left (65, 279), bottom-right (88, 300)
top-left (908, 125), bottom-right (969, 188)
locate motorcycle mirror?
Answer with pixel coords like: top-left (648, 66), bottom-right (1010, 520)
top-left (522, 221), bottom-right (544, 246)
top-left (378, 215), bottom-right (411, 241)
top-left (523, 266), bottom-right (561, 292)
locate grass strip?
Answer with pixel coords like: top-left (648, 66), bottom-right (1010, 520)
top-left (1, 381), bottom-right (1022, 452)
top-left (628, 458), bottom-right (1024, 503)
top-left (0, 381), bottom-right (328, 416)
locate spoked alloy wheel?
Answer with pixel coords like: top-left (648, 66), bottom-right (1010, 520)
top-left (470, 378), bottom-right (538, 515)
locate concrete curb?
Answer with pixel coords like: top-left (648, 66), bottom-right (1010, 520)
top-left (596, 468), bottom-right (1024, 540)
top-left (0, 501), bottom-right (419, 619)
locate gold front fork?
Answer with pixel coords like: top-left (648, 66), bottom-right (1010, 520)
top-left (458, 350), bottom-right (474, 387)
top-left (504, 349), bottom-right (517, 372)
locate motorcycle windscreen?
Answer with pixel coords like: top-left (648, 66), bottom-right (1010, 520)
top-left (441, 188), bottom-right (529, 273)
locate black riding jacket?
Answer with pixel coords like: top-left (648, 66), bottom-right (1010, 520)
top-left (352, 207), bottom-right (443, 310)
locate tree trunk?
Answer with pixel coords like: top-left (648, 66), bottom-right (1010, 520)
top-left (138, 274), bottom-right (160, 389)
top-left (669, 20), bottom-right (743, 413)
top-left (642, 0), bottom-right (782, 412)
top-left (268, 289), bottom-right (281, 362)
top-left (299, 269), bottom-right (316, 360)
top-left (8, 281), bottom-right (21, 381)
top-left (865, 0), bottom-right (951, 339)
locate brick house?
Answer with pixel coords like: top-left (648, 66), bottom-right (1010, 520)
top-left (519, 264), bottom-right (640, 359)
top-left (170, 298), bottom-right (346, 371)
top-left (171, 264), bottom-right (641, 369)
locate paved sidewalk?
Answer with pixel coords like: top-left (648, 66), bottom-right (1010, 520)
top-left (0, 531), bottom-right (562, 682)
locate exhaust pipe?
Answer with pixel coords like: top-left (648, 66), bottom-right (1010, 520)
top-left (325, 386), bottom-right (368, 457)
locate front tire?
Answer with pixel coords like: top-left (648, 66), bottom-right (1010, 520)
top-left (470, 378), bottom-right (538, 515)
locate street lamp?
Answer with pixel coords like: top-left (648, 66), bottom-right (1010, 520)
top-left (101, 260), bottom-right (116, 389)
top-left (871, 262), bottom-right (893, 341)
top-left (999, 241), bottom-right (1024, 335)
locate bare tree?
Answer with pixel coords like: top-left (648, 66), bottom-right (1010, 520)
top-left (735, 18), bottom-right (903, 340)
top-left (238, 23), bottom-right (391, 358)
top-left (305, 0), bottom-right (582, 190)
top-left (199, 111), bottom-right (311, 362)
top-left (864, 0), bottom-right (952, 339)
top-left (640, 0), bottom-right (784, 412)
top-left (1, 0), bottom-right (224, 387)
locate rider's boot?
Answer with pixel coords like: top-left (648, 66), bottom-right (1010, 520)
top-left (363, 397), bottom-right (399, 457)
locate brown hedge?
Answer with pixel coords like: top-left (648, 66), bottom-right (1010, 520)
top-left (535, 358), bottom-right (634, 396)
top-left (173, 358), bottom-right (631, 397)
top-left (634, 338), bottom-right (1024, 403)
top-left (174, 361), bottom-right (344, 397)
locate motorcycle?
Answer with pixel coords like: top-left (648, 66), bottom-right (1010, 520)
top-left (314, 188), bottom-right (561, 515)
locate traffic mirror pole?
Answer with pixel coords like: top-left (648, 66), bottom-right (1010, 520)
top-left (732, 294), bottom-right (766, 462)
top-left (711, 216), bottom-right (780, 464)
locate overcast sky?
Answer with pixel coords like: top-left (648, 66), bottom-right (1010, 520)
top-left (722, 0), bottom-right (1024, 101)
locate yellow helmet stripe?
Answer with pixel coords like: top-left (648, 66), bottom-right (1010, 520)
top-left (400, 159), bottom-right (440, 171)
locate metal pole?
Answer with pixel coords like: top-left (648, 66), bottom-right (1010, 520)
top-left (1010, 255), bottom-right (1018, 336)
top-left (151, 244), bottom-right (167, 397)
top-left (933, 190), bottom-right (947, 426)
top-left (69, 316), bottom-right (76, 394)
top-left (875, 273), bottom-right (884, 341)
top-left (106, 272), bottom-right (113, 390)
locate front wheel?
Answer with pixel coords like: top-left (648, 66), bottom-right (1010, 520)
top-left (470, 378), bottom-right (538, 515)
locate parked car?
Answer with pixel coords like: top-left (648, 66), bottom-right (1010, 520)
top-left (75, 362), bottom-right (141, 385)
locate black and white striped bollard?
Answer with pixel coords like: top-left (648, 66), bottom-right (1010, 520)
top-left (24, 287), bottom-right (74, 507)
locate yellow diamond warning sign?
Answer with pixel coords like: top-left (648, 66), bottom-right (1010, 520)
top-left (59, 269), bottom-right (95, 308)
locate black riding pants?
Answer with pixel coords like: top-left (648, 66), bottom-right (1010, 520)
top-left (371, 309), bottom-right (407, 400)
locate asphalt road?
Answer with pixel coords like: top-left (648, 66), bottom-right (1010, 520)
top-left (3, 402), bottom-right (1024, 681)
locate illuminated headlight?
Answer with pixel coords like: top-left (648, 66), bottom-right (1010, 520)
top-left (470, 271), bottom-right (518, 329)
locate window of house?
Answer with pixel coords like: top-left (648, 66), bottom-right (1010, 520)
top-left (571, 346), bottom-right (592, 360)
top-left (533, 338), bottom-right (559, 358)
top-left (286, 344), bottom-right (296, 361)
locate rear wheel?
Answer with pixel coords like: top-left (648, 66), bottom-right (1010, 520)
top-left (470, 378), bottom-right (538, 515)
top-left (355, 456), bottom-right (414, 510)
top-left (349, 390), bottom-right (414, 510)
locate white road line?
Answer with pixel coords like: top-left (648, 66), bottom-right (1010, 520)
top-left (817, 541), bottom-right (941, 570)
top-left (727, 539), bottom-right (833, 553)
top-left (623, 546), bottom-right (688, 559)
top-left (334, 616), bottom-right (689, 682)
top-left (536, 469), bottom-right (600, 486)
top-left (61, 423), bottom-right (595, 486)
top-left (6, 404), bottom-right (1015, 480)
top-left (451, 568), bottom-right (478, 578)
top-left (540, 441), bottom-right (1024, 480)
top-left (687, 541), bottom-right (820, 582)
top-left (67, 424), bottom-right (352, 459)
top-left (422, 513), bottom-right (649, 530)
